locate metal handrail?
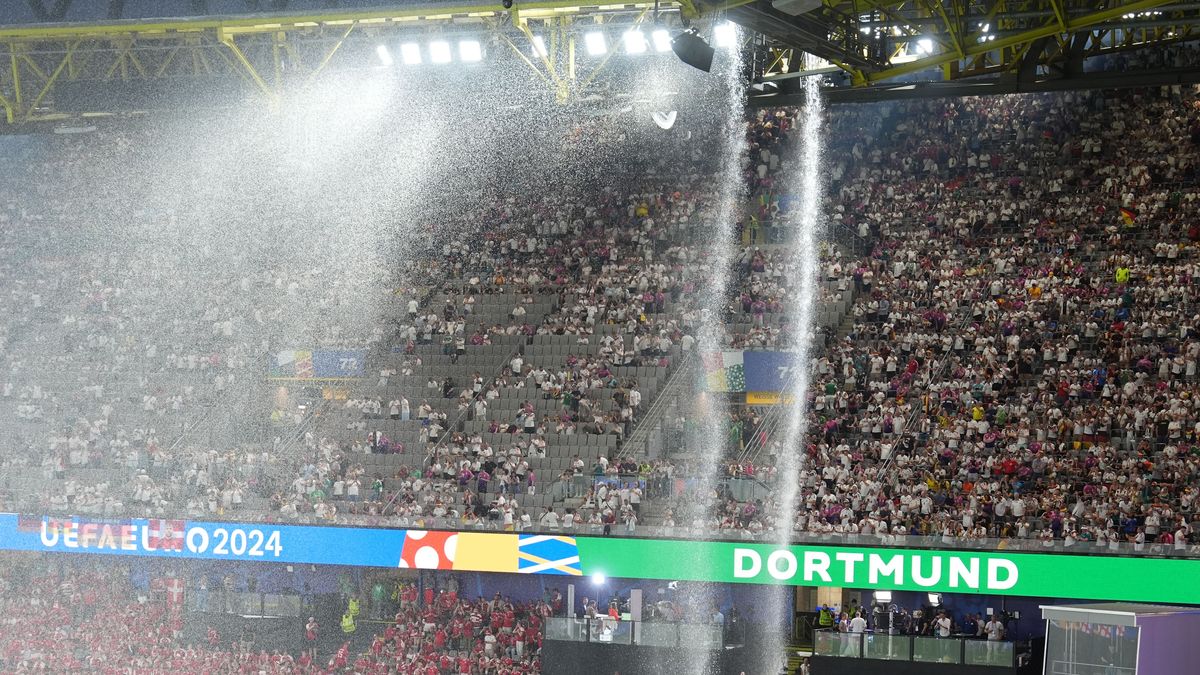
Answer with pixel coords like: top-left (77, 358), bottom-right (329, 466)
top-left (872, 288), bottom-right (983, 482)
top-left (375, 342), bottom-right (524, 517)
top-left (617, 350), bottom-right (696, 461)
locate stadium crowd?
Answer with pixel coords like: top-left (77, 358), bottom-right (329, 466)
top-left (0, 558), bottom-right (546, 674)
top-left (680, 79), bottom-right (1200, 553)
top-left (2, 51), bottom-right (1200, 559)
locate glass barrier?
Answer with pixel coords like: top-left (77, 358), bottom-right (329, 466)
top-left (965, 640), bottom-right (1015, 667)
top-left (1046, 619), bottom-right (1137, 675)
top-left (261, 593), bottom-right (301, 617)
top-left (638, 622), bottom-right (680, 648)
top-left (545, 617), bottom-right (716, 648)
top-left (813, 630), bottom-right (843, 657)
top-left (589, 618), bottom-right (632, 645)
top-left (818, 629), bottom-right (1020, 668)
top-left (863, 633), bottom-right (911, 660)
top-left (813, 632), bottom-right (863, 658)
top-left (544, 617), bottom-right (581, 642)
top-left (679, 623), bottom-right (724, 651)
top-left (912, 636), bottom-right (962, 664)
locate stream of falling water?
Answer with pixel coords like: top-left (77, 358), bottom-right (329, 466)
top-left (691, 28), bottom-right (749, 529)
top-left (766, 75), bottom-right (826, 673)
top-left (679, 25), bottom-right (749, 675)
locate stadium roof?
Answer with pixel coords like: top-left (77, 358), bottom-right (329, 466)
top-left (1, 0), bottom-right (1199, 123)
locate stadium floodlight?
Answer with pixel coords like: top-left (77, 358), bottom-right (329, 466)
top-left (916, 38), bottom-right (934, 54)
top-left (429, 40), bottom-right (452, 64)
top-left (623, 30), bottom-right (648, 54)
top-left (651, 29), bottom-right (672, 52)
top-left (400, 42), bottom-right (422, 65)
top-left (592, 572), bottom-right (607, 585)
top-left (459, 40), bottom-right (482, 62)
top-left (375, 45), bottom-right (394, 66)
top-left (714, 21), bottom-right (738, 48)
top-left (531, 35), bottom-right (548, 58)
top-left (875, 590), bottom-right (893, 603)
top-left (584, 31), bottom-right (607, 56)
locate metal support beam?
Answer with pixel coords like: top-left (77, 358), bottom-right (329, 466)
top-left (301, 23), bottom-right (354, 88)
top-left (864, 0), bottom-right (1180, 83)
top-left (517, 19), bottom-right (570, 102)
top-left (9, 45), bottom-right (23, 114)
top-left (0, 1), bottom-right (678, 39)
top-left (218, 30), bottom-right (277, 102)
top-left (1047, 0), bottom-right (1068, 32)
top-left (501, 30), bottom-right (556, 91)
top-left (24, 40), bottom-right (76, 120)
top-left (578, 9), bottom-right (650, 92)
top-left (929, 0), bottom-right (965, 58)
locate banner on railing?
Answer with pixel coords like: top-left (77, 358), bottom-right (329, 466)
top-left (268, 349), bottom-right (367, 379)
top-left (6, 514), bottom-right (1200, 605)
top-left (702, 350), bottom-right (797, 399)
top-left (745, 392), bottom-right (796, 405)
top-left (593, 477), bottom-right (647, 492)
top-left (701, 351), bottom-right (744, 392)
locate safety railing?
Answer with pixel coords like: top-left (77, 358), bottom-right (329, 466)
top-left (544, 617), bottom-right (722, 649)
top-left (814, 629), bottom-right (1017, 668)
top-left (617, 350), bottom-right (696, 460)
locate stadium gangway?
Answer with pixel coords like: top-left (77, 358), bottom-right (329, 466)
top-left (736, 353), bottom-right (803, 465)
top-left (616, 350), bottom-right (696, 461)
top-left (871, 299), bottom-right (980, 483)
top-left (376, 342), bottom-right (524, 516)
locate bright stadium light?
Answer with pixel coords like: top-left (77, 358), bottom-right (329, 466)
top-left (623, 30), bottom-right (648, 54)
top-left (592, 572), bottom-right (607, 585)
top-left (459, 40), bottom-right (482, 62)
top-left (531, 35), bottom-right (548, 58)
top-left (585, 31), bottom-right (607, 56)
top-left (714, 21), bottom-right (737, 48)
top-left (375, 44), bottom-right (394, 66)
top-left (400, 42), bottom-right (422, 65)
top-left (651, 29), bottom-right (672, 52)
top-left (429, 40), bottom-right (452, 64)
top-left (916, 38), bottom-right (934, 54)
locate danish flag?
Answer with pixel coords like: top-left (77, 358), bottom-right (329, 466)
top-left (148, 519), bottom-right (185, 551)
top-left (164, 577), bottom-right (185, 607)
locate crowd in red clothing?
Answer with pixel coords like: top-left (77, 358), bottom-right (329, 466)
top-left (333, 586), bottom-right (546, 675)
top-left (0, 564), bottom-right (299, 674)
top-left (0, 560), bottom-right (546, 675)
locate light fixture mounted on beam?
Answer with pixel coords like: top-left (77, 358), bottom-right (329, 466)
top-left (670, 28), bottom-right (714, 72)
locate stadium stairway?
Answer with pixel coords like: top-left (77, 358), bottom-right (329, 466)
top-left (784, 645), bottom-right (813, 674)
